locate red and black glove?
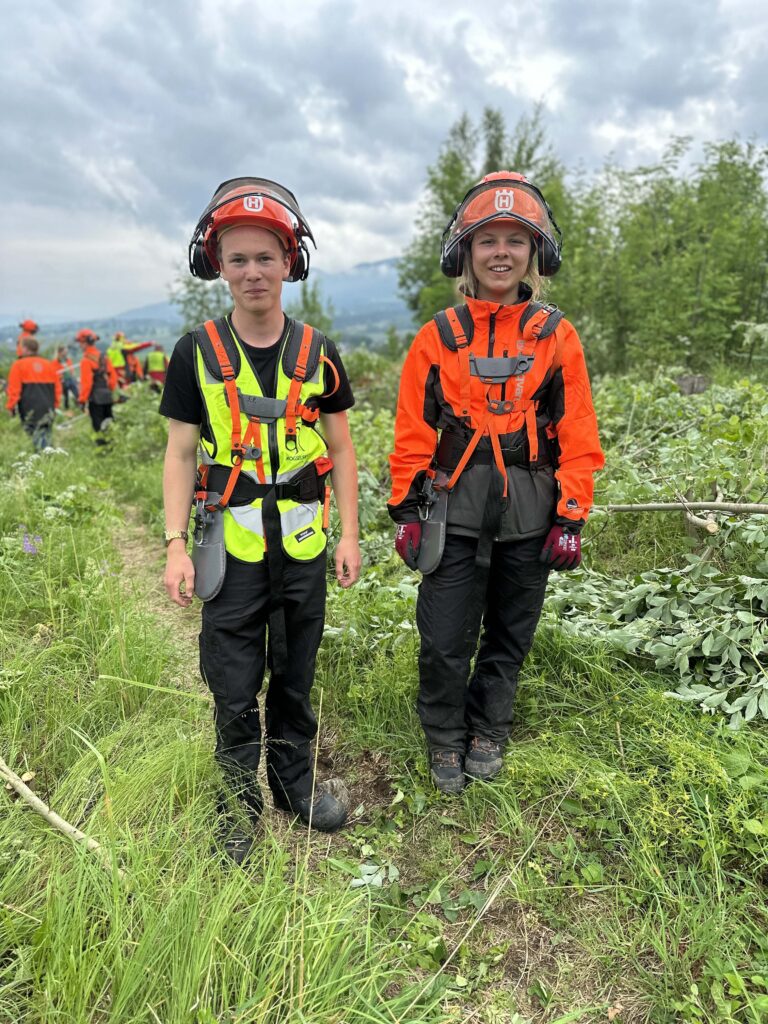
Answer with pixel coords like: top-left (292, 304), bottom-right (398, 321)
top-left (539, 521), bottom-right (582, 571)
top-left (394, 522), bottom-right (421, 570)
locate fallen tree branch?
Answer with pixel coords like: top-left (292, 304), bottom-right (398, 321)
top-left (684, 510), bottom-right (719, 534)
top-left (0, 756), bottom-right (125, 880)
top-left (598, 502), bottom-right (768, 514)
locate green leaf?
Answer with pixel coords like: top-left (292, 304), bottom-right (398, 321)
top-left (744, 819), bottom-right (766, 835)
top-left (720, 749), bottom-right (753, 779)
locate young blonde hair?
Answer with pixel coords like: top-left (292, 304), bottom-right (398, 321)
top-left (458, 234), bottom-right (545, 302)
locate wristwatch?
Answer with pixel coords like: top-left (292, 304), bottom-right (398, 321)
top-left (164, 530), bottom-right (189, 546)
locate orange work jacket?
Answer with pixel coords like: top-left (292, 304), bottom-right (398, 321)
top-left (6, 356), bottom-right (61, 416)
top-left (388, 294), bottom-right (604, 532)
top-left (79, 346), bottom-right (118, 404)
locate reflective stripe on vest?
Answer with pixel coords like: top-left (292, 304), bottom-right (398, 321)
top-left (194, 318), bottom-right (328, 563)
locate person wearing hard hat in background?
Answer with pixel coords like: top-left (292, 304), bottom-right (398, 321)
top-left (123, 342), bottom-right (146, 384)
top-left (54, 345), bottom-right (79, 411)
top-left (107, 332), bottom-right (128, 388)
top-left (76, 328), bottom-right (117, 445)
top-left (17, 319), bottom-right (40, 358)
top-left (161, 177), bottom-right (361, 860)
top-left (6, 336), bottom-right (61, 449)
top-left (144, 343), bottom-right (169, 392)
top-left (389, 172), bottom-right (604, 796)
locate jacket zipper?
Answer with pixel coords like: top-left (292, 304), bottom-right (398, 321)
top-left (487, 311), bottom-right (496, 357)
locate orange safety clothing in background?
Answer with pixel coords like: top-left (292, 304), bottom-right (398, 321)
top-left (79, 345), bottom-right (118, 404)
top-left (388, 292), bottom-right (604, 534)
top-left (6, 355), bottom-right (61, 417)
top-left (124, 350), bottom-right (144, 383)
top-left (17, 319), bottom-right (40, 357)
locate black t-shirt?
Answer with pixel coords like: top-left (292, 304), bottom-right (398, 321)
top-left (159, 316), bottom-right (354, 440)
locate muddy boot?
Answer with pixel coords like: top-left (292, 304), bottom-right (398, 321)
top-left (430, 750), bottom-right (465, 795)
top-left (274, 778), bottom-right (349, 832)
top-left (465, 736), bottom-right (504, 782)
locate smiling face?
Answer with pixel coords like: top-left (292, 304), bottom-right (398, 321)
top-left (218, 225), bottom-right (290, 316)
top-left (468, 222), bottom-right (534, 304)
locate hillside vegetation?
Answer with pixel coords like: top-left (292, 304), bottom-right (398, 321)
top-left (1, 354), bottom-right (767, 1024)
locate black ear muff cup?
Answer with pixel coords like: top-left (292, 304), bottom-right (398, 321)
top-left (287, 243), bottom-right (310, 283)
top-left (190, 240), bottom-right (219, 281)
top-left (440, 240), bottom-right (464, 278)
top-left (538, 236), bottom-right (561, 277)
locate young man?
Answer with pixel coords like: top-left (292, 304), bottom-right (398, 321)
top-left (161, 178), bottom-right (360, 859)
top-left (6, 337), bottom-right (61, 449)
top-left (76, 328), bottom-right (117, 444)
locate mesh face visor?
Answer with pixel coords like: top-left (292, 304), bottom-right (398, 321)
top-left (200, 177), bottom-right (315, 247)
top-left (443, 179), bottom-right (557, 258)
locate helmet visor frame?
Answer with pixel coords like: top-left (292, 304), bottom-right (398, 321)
top-left (443, 178), bottom-right (558, 261)
top-left (199, 177), bottom-right (315, 248)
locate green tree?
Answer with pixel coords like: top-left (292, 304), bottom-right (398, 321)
top-left (169, 268), bottom-right (232, 334)
top-left (284, 280), bottom-right (335, 335)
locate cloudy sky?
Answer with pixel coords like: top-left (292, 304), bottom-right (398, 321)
top-left (2, 0), bottom-right (766, 320)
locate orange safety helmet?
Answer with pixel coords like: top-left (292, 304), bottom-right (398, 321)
top-left (441, 171), bottom-right (562, 278)
top-left (189, 177), bottom-right (315, 283)
top-left (76, 328), bottom-right (100, 343)
top-left (19, 319), bottom-right (39, 334)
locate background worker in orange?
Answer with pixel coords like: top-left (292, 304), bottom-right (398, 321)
top-left (76, 328), bottom-right (117, 443)
top-left (388, 172), bottom-right (604, 795)
top-left (6, 336), bottom-right (61, 450)
top-left (17, 319), bottom-right (40, 357)
top-left (123, 344), bottom-right (145, 384)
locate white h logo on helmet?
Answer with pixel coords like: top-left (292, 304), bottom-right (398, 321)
top-left (494, 189), bottom-right (515, 211)
top-left (243, 196), bottom-right (264, 212)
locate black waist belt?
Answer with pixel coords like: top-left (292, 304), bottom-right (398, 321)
top-left (205, 462), bottom-right (327, 506)
top-left (436, 430), bottom-right (550, 472)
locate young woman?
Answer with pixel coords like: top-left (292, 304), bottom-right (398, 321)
top-left (389, 172), bottom-right (604, 794)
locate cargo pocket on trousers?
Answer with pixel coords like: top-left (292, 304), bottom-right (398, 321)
top-left (199, 618), bottom-right (227, 699)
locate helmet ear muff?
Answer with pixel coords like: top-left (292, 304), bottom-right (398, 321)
top-left (189, 236), bottom-right (219, 280)
top-left (440, 239), bottom-right (464, 278)
top-left (537, 234), bottom-right (562, 277)
top-left (286, 241), bottom-right (310, 283)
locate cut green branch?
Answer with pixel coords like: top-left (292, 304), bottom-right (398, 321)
top-left (0, 756), bottom-right (125, 880)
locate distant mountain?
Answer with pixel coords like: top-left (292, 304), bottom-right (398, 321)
top-left (1, 258), bottom-right (414, 352)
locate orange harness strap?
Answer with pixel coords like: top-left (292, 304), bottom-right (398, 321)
top-left (200, 319), bottom-right (250, 511)
top-left (319, 353), bottom-right (340, 398)
top-left (445, 398), bottom-right (494, 491)
top-left (203, 320), bottom-right (241, 456)
top-left (285, 323), bottom-right (314, 444)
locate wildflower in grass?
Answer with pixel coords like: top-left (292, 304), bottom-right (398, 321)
top-left (22, 532), bottom-right (42, 555)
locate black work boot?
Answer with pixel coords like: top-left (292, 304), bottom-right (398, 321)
top-left (464, 736), bottom-right (505, 782)
top-left (214, 821), bottom-right (255, 865)
top-left (213, 784), bottom-right (263, 864)
top-left (273, 778), bottom-right (349, 832)
top-left (430, 750), bottom-right (466, 795)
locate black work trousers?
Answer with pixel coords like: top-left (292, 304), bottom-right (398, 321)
top-left (199, 550), bottom-right (327, 808)
top-left (416, 533), bottom-right (550, 751)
